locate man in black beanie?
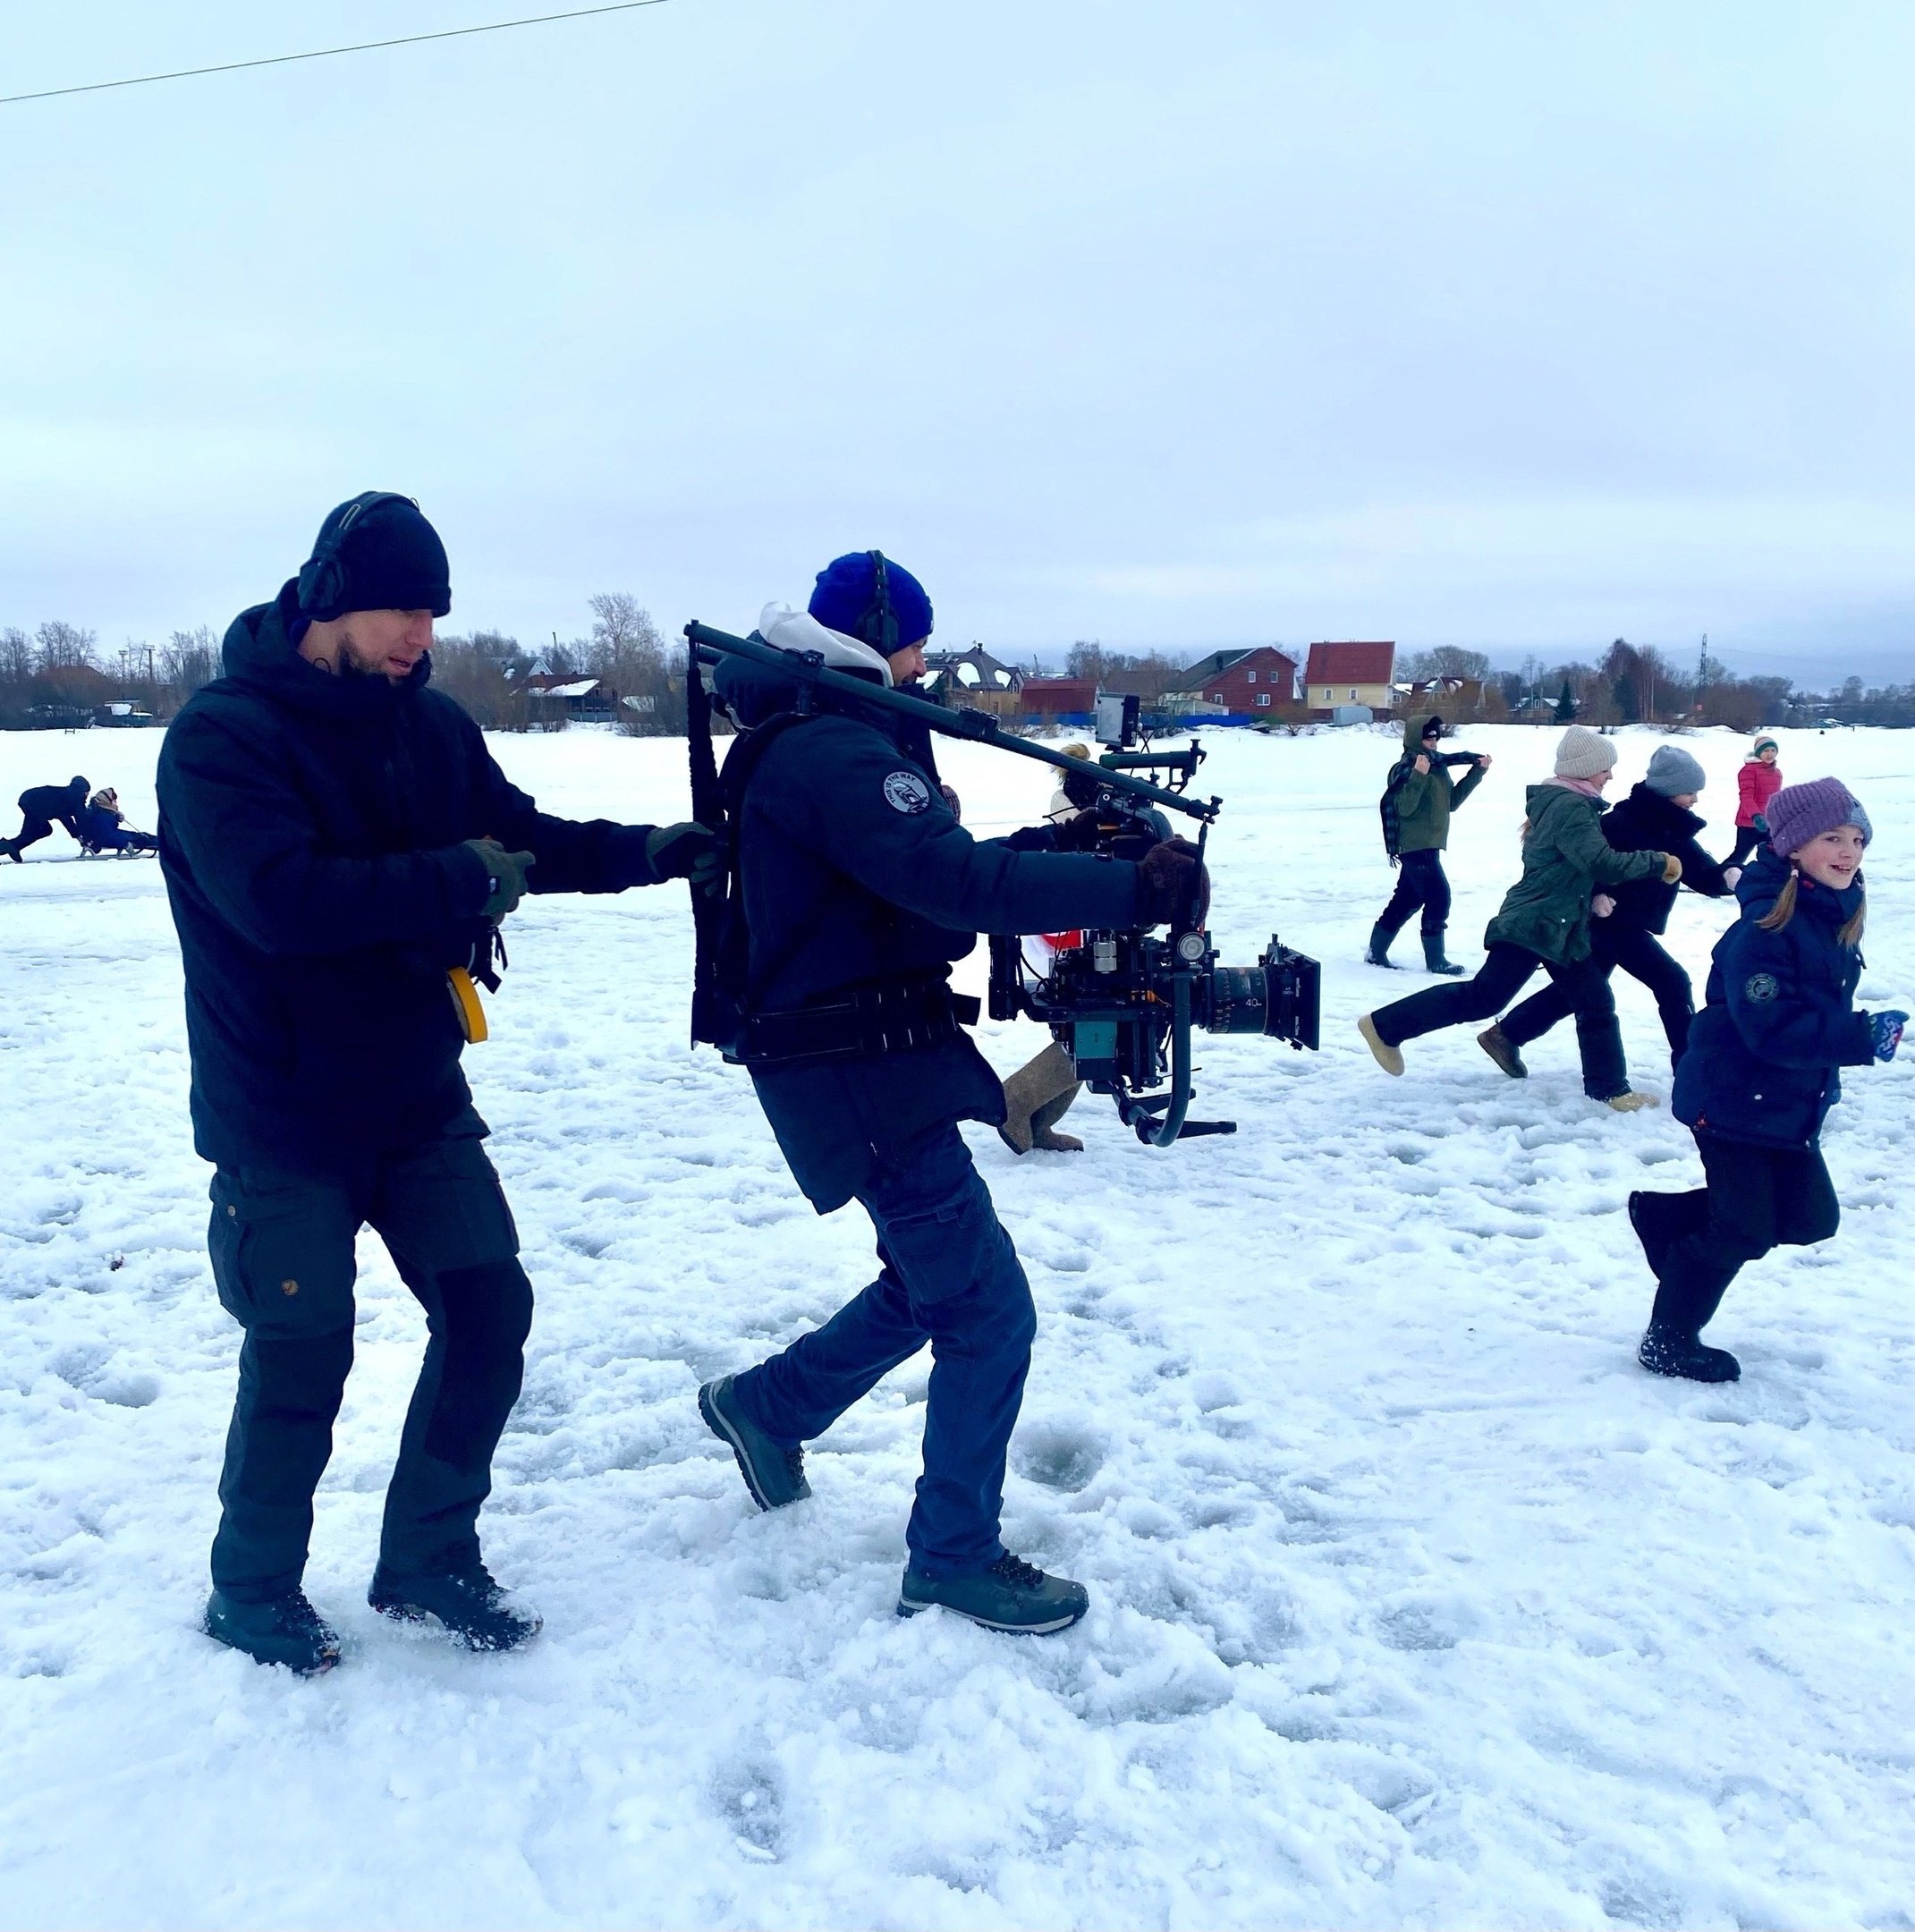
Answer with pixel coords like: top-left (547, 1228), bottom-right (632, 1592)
top-left (157, 491), bottom-right (717, 1674)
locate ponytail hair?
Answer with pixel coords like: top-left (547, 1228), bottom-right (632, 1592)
top-left (1756, 865), bottom-right (1866, 947)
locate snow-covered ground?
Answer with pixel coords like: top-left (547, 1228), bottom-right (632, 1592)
top-left (1, 716), bottom-right (1910, 1931)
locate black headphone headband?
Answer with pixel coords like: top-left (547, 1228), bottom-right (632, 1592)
top-left (296, 490), bottom-right (419, 615)
top-left (865, 549), bottom-right (899, 656)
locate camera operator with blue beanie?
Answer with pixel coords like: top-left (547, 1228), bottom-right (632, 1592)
top-left (157, 490), bottom-right (718, 1674)
top-left (699, 550), bottom-right (1207, 1635)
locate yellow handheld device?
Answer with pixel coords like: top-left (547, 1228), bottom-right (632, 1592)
top-left (446, 968), bottom-right (489, 1043)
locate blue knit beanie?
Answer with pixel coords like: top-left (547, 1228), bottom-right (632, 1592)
top-left (808, 552), bottom-right (933, 652)
top-left (297, 493), bottom-right (451, 622)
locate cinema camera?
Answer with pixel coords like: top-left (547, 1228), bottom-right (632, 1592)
top-left (682, 623), bottom-right (1320, 1148)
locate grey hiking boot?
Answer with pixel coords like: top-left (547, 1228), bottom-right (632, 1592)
top-left (699, 1374), bottom-right (810, 1511)
top-left (1028, 1086), bottom-right (1084, 1152)
top-left (897, 1553), bottom-right (1089, 1634)
top-left (369, 1561), bottom-right (542, 1651)
top-left (204, 1589), bottom-right (341, 1674)
top-left (1478, 1023), bottom-right (1527, 1078)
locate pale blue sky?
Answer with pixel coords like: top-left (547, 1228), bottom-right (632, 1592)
top-left (3, 0), bottom-right (1910, 677)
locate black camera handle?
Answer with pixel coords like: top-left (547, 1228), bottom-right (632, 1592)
top-left (683, 622), bottom-right (1221, 825)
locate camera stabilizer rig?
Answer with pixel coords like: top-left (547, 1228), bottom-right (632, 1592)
top-left (682, 621), bottom-right (1319, 1148)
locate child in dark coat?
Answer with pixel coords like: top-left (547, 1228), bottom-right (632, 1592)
top-left (1629, 779), bottom-right (1905, 1383)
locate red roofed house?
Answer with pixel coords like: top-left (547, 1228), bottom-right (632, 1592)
top-left (1304, 641), bottom-right (1395, 717)
top-left (1164, 646), bottom-right (1300, 717)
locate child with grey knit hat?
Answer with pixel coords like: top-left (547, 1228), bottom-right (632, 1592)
top-left (1359, 725), bottom-right (1677, 1108)
top-left (1489, 741), bottom-right (1739, 1080)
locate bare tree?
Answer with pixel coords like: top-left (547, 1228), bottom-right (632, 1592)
top-left (161, 626), bottom-right (221, 696)
top-left (35, 619), bottom-right (98, 671)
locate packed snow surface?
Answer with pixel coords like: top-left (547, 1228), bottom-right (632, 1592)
top-left (1, 720), bottom-right (1910, 1930)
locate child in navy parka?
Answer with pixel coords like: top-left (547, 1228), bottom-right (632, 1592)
top-left (1627, 779), bottom-right (1906, 1383)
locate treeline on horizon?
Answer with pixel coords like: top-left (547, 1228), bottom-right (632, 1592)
top-left (3, 605), bottom-right (1909, 733)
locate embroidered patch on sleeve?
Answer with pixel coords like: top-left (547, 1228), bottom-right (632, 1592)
top-left (882, 770), bottom-right (933, 815)
top-left (1743, 971), bottom-right (1780, 1003)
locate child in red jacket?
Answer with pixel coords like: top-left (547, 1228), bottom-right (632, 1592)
top-left (1729, 735), bottom-right (1783, 867)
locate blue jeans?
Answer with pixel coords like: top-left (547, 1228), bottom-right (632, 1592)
top-left (731, 1123), bottom-right (1038, 1578)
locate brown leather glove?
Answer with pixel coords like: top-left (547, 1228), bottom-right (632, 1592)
top-left (1660, 852), bottom-right (1683, 884)
top-left (1136, 836), bottom-right (1210, 928)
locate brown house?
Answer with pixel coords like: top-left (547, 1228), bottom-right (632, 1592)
top-left (1304, 641), bottom-right (1396, 716)
top-left (1166, 646), bottom-right (1299, 716)
top-left (1020, 677), bottom-right (1097, 718)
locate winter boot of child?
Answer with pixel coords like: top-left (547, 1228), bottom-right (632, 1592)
top-left (204, 1588), bottom-right (341, 1674)
top-left (1028, 1085), bottom-right (1084, 1152)
top-left (898, 1553), bottom-right (1089, 1633)
top-left (1420, 928), bottom-right (1465, 976)
top-left (1365, 922), bottom-right (1399, 968)
top-left (1637, 1323), bottom-right (1741, 1384)
top-left (1602, 1091), bottom-right (1659, 1113)
top-left (1627, 1191), bottom-right (1680, 1277)
top-left (997, 1043), bottom-right (1081, 1155)
top-left (369, 1561), bottom-right (542, 1651)
top-left (0, 840), bottom-right (19, 863)
top-left (699, 1375), bottom-right (811, 1510)
top-left (1477, 1023), bottom-right (1527, 1078)
top-left (1358, 1013), bottom-right (1404, 1075)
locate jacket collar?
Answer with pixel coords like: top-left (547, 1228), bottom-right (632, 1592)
top-left (220, 580), bottom-right (432, 728)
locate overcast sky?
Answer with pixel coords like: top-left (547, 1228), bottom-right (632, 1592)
top-left (4, 0), bottom-right (1911, 678)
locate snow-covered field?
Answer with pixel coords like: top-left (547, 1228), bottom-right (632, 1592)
top-left (1, 716), bottom-right (1910, 1931)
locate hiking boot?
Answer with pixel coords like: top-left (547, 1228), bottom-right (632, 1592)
top-left (368, 1562), bottom-right (542, 1651)
top-left (897, 1553), bottom-right (1089, 1634)
top-left (1357, 1013), bottom-right (1403, 1075)
top-left (1638, 1324), bottom-right (1741, 1384)
top-left (204, 1589), bottom-right (341, 1674)
top-left (1477, 1023), bottom-right (1527, 1078)
top-left (997, 1043), bottom-right (1081, 1156)
top-left (699, 1374), bottom-right (810, 1511)
top-left (1029, 1087), bottom-right (1084, 1153)
top-left (1603, 1091), bottom-right (1659, 1113)
top-left (1420, 928), bottom-right (1465, 976)
top-left (1365, 922), bottom-right (1398, 968)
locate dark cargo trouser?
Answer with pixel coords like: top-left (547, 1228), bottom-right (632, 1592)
top-left (1376, 847), bottom-right (1452, 937)
top-left (729, 1123), bottom-right (1038, 1580)
top-left (1499, 920), bottom-right (1697, 1074)
top-left (207, 1109), bottom-right (532, 1602)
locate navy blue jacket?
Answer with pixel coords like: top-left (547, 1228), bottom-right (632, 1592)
top-left (18, 779), bottom-right (88, 828)
top-left (716, 657), bottom-right (1139, 1211)
top-left (1600, 782), bottom-right (1732, 934)
top-left (1673, 850), bottom-right (1874, 1149)
top-left (157, 583), bottom-right (663, 1173)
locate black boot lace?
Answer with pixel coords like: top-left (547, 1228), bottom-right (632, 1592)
top-left (989, 1554), bottom-right (1046, 1592)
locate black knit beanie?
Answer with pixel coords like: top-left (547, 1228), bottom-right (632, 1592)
top-left (297, 493), bottom-right (452, 621)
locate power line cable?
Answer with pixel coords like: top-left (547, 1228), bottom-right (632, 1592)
top-left (0, 0), bottom-right (671, 107)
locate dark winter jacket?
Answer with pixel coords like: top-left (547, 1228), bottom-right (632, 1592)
top-left (1381, 720), bottom-right (1485, 856)
top-left (1597, 782), bottom-right (1733, 934)
top-left (1483, 783), bottom-right (1668, 965)
top-left (157, 582), bottom-right (664, 1173)
top-left (716, 653), bottom-right (1139, 1211)
top-left (1674, 850), bottom-right (1874, 1148)
top-left (17, 779), bottom-right (88, 829)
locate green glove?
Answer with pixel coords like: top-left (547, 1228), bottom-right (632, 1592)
top-left (462, 838), bottom-right (536, 919)
top-left (645, 821), bottom-right (724, 896)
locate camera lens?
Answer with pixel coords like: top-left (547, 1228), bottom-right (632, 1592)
top-left (1206, 966), bottom-right (1270, 1034)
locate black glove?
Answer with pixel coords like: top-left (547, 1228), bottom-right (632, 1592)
top-left (1055, 808), bottom-right (1106, 852)
top-left (1136, 836), bottom-right (1209, 928)
top-left (462, 839), bottom-right (536, 919)
top-left (645, 821), bottom-right (724, 896)
top-left (1000, 824), bottom-right (1059, 852)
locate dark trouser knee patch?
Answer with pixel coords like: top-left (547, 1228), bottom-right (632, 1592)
top-left (423, 1258), bottom-right (533, 1467)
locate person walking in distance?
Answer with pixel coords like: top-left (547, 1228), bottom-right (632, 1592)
top-left (157, 490), bottom-right (717, 1674)
top-left (1629, 780), bottom-right (1903, 1382)
top-left (1356, 725), bottom-right (1674, 1109)
top-left (1367, 716), bottom-right (1491, 975)
top-left (1728, 734), bottom-right (1783, 869)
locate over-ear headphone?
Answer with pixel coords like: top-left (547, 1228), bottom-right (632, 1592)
top-left (862, 549), bottom-right (900, 656)
top-left (296, 490), bottom-right (419, 615)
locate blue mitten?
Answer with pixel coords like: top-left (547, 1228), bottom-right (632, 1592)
top-left (1871, 1010), bottom-right (1909, 1062)
top-left (1752, 813), bottom-right (1768, 835)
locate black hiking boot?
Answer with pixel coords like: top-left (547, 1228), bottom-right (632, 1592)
top-left (204, 1589), bottom-right (341, 1674)
top-left (1477, 1023), bottom-right (1527, 1078)
top-left (0, 840), bottom-right (20, 864)
top-left (369, 1561), bottom-right (542, 1651)
top-left (897, 1553), bottom-right (1089, 1634)
top-left (699, 1374), bottom-right (810, 1511)
top-left (1365, 922), bottom-right (1398, 967)
top-left (1421, 928), bottom-right (1466, 976)
top-left (1638, 1323), bottom-right (1741, 1384)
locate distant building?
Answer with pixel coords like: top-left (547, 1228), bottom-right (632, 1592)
top-left (520, 673), bottom-right (616, 718)
top-left (1395, 675), bottom-right (1486, 718)
top-left (1164, 646), bottom-right (1299, 717)
top-left (1305, 641), bottom-right (1395, 716)
top-left (1019, 677), bottom-right (1097, 721)
top-left (922, 645), bottom-right (1024, 717)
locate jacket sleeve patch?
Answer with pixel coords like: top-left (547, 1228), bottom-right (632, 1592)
top-left (882, 770), bottom-right (933, 815)
top-left (1743, 971), bottom-right (1780, 1003)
